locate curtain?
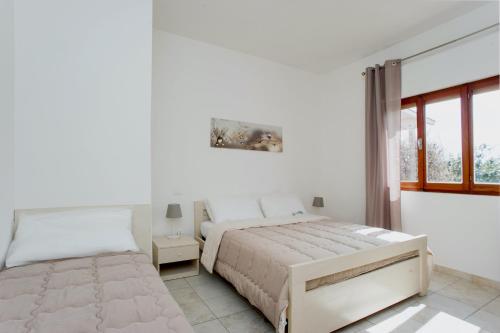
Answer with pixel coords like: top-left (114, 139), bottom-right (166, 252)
top-left (365, 60), bottom-right (402, 231)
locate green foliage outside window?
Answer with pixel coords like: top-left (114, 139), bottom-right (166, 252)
top-left (400, 142), bottom-right (500, 184)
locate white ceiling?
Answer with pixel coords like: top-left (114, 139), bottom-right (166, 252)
top-left (154, 0), bottom-right (489, 73)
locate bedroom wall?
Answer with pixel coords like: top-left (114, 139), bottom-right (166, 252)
top-left (317, 3), bottom-right (500, 281)
top-left (0, 0), bottom-right (15, 266)
top-left (14, 0), bottom-right (153, 209)
top-left (152, 31), bottom-right (321, 236)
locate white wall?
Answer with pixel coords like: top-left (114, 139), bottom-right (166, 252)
top-left (14, 0), bottom-right (153, 208)
top-left (152, 31), bottom-right (322, 236)
top-left (318, 3), bottom-right (500, 281)
top-left (0, 0), bottom-right (15, 266)
top-left (402, 192), bottom-right (500, 279)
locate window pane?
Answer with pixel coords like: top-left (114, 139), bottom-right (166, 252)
top-left (401, 105), bottom-right (418, 182)
top-left (472, 88), bottom-right (500, 184)
top-left (425, 97), bottom-right (463, 183)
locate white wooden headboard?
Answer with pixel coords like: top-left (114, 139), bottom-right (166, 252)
top-left (14, 204), bottom-right (152, 258)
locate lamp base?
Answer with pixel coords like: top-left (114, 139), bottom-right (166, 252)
top-left (167, 233), bottom-right (181, 239)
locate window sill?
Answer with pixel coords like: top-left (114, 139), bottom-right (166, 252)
top-left (401, 188), bottom-right (499, 196)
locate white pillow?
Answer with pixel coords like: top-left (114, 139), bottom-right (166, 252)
top-left (260, 194), bottom-right (307, 218)
top-left (6, 208), bottom-right (138, 268)
top-left (205, 197), bottom-right (264, 224)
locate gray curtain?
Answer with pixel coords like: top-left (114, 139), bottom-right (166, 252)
top-left (365, 60), bottom-right (402, 231)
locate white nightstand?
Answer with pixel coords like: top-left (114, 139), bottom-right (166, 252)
top-left (152, 236), bottom-right (199, 281)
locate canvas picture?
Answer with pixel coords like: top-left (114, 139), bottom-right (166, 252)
top-left (210, 118), bottom-right (283, 152)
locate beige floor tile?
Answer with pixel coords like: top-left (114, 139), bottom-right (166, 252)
top-left (366, 309), bottom-right (398, 324)
top-left (467, 309), bottom-right (500, 332)
top-left (203, 292), bottom-right (250, 318)
top-left (170, 286), bottom-right (216, 325)
top-left (408, 311), bottom-right (489, 333)
top-left (199, 265), bottom-right (210, 275)
top-left (360, 300), bottom-right (483, 333)
top-left (360, 317), bottom-right (424, 333)
top-left (178, 299), bottom-right (216, 325)
top-left (390, 319), bottom-right (426, 333)
top-left (185, 273), bottom-right (216, 287)
top-left (164, 278), bottom-right (190, 291)
top-left (192, 279), bottom-right (237, 301)
top-left (219, 309), bottom-right (274, 333)
top-left (428, 271), bottom-right (461, 293)
top-left (186, 271), bottom-right (226, 288)
top-left (193, 319), bottom-right (228, 333)
top-left (483, 297), bottom-right (500, 317)
top-left (388, 296), bottom-right (420, 312)
top-left (413, 293), bottom-right (477, 322)
top-left (438, 279), bottom-right (500, 308)
top-left (170, 287), bottom-right (201, 306)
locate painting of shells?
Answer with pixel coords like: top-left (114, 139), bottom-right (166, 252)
top-left (210, 118), bottom-right (283, 152)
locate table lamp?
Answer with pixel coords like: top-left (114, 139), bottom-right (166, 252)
top-left (166, 203), bottom-right (182, 239)
top-left (312, 197), bottom-right (324, 208)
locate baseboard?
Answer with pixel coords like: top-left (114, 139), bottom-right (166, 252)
top-left (434, 264), bottom-right (500, 290)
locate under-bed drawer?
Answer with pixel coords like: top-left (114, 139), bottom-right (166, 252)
top-left (158, 245), bottom-right (199, 263)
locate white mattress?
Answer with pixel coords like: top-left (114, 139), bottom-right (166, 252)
top-left (201, 221), bottom-right (215, 238)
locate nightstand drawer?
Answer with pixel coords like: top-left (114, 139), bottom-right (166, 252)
top-left (158, 245), bottom-right (199, 263)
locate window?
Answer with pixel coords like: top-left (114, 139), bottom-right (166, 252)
top-left (400, 103), bottom-right (418, 182)
top-left (400, 76), bottom-right (499, 195)
top-left (400, 100), bottom-right (422, 190)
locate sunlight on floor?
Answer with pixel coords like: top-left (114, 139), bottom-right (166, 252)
top-left (367, 304), bottom-right (426, 333)
top-left (366, 303), bottom-right (482, 333)
top-left (416, 312), bottom-right (481, 333)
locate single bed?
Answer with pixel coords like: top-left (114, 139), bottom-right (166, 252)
top-left (0, 205), bottom-right (193, 333)
top-left (194, 201), bottom-right (430, 333)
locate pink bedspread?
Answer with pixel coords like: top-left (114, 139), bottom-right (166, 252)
top-left (0, 252), bottom-right (193, 333)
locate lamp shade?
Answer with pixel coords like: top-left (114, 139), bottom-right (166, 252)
top-left (312, 197), bottom-right (324, 208)
top-left (166, 204), bottom-right (182, 218)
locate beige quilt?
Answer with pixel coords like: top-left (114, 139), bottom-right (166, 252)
top-left (0, 252), bottom-right (193, 333)
top-left (201, 217), bottom-right (422, 332)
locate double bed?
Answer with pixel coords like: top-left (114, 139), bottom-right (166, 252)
top-left (194, 200), bottom-right (430, 333)
top-left (0, 205), bottom-right (193, 333)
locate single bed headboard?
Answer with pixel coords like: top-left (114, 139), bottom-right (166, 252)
top-left (194, 201), bottom-right (210, 241)
top-left (13, 204), bottom-right (152, 258)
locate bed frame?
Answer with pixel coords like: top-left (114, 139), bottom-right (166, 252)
top-left (14, 204), bottom-right (153, 258)
top-left (194, 201), bottom-right (429, 333)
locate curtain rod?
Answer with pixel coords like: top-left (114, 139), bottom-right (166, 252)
top-left (361, 22), bottom-right (499, 76)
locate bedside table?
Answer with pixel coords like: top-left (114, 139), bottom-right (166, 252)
top-left (152, 236), bottom-right (199, 281)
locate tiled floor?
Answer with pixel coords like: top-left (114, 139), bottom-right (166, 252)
top-left (166, 267), bottom-right (500, 333)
